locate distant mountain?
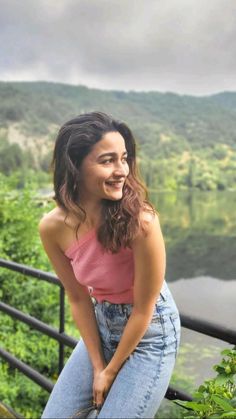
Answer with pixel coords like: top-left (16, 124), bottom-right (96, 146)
top-left (0, 81), bottom-right (235, 190)
top-left (0, 81), bottom-right (236, 149)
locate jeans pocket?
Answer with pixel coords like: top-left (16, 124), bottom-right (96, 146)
top-left (151, 306), bottom-right (160, 323)
top-left (152, 290), bottom-right (167, 321)
top-left (165, 312), bottom-right (181, 359)
top-left (157, 290), bottom-right (167, 304)
top-left (171, 312), bottom-right (181, 351)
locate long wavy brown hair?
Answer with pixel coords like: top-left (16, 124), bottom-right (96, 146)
top-left (52, 111), bottom-right (155, 253)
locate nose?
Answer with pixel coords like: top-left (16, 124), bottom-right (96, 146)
top-left (113, 160), bottom-right (128, 177)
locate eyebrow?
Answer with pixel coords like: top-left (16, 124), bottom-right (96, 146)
top-left (98, 151), bottom-right (128, 159)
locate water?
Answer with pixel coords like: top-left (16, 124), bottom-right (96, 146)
top-left (150, 190), bottom-right (236, 389)
top-left (150, 189), bottom-right (236, 281)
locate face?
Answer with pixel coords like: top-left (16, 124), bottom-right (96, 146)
top-left (78, 131), bottom-right (130, 204)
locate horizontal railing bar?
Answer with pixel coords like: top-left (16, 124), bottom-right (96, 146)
top-left (1, 259), bottom-right (235, 343)
top-left (0, 295), bottom-right (235, 348)
top-left (0, 258), bottom-right (60, 286)
top-left (180, 313), bottom-right (236, 345)
top-left (2, 299), bottom-right (235, 347)
top-left (0, 348), bottom-right (53, 392)
top-left (0, 302), bottom-right (78, 348)
top-left (0, 347), bottom-right (192, 403)
top-left (0, 401), bottom-right (24, 419)
top-left (165, 385), bottom-right (193, 401)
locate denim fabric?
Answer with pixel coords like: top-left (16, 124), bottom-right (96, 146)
top-left (42, 281), bottom-right (180, 419)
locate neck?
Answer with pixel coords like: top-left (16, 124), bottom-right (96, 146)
top-left (79, 199), bottom-right (102, 229)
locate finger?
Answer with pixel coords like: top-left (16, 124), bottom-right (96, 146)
top-left (95, 390), bottom-right (104, 407)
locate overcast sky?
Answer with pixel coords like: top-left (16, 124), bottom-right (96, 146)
top-left (1, 0), bottom-right (236, 96)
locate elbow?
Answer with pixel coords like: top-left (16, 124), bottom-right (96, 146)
top-left (67, 288), bottom-right (90, 306)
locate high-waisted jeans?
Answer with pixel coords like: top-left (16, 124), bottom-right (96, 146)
top-left (42, 281), bottom-right (181, 418)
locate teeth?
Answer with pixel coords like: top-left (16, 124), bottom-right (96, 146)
top-left (106, 181), bottom-right (122, 185)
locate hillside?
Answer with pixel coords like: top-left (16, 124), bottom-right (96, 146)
top-left (0, 81), bottom-right (236, 190)
top-left (1, 81), bottom-right (236, 147)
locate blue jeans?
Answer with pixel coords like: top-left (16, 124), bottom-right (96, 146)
top-left (42, 281), bottom-right (180, 418)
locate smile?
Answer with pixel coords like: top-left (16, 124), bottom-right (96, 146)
top-left (105, 181), bottom-right (124, 190)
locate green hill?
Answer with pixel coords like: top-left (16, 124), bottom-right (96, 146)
top-left (0, 81), bottom-right (236, 191)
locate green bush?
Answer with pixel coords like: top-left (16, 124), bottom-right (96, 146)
top-left (176, 348), bottom-right (236, 418)
top-left (0, 173), bottom-right (77, 417)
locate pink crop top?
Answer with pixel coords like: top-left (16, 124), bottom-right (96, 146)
top-left (65, 229), bottom-right (134, 303)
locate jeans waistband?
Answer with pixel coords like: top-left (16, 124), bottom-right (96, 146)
top-left (92, 297), bottom-right (132, 308)
top-left (92, 280), bottom-right (168, 308)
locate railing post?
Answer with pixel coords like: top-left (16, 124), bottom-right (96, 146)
top-left (59, 286), bottom-right (65, 373)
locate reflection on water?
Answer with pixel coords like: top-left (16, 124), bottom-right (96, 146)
top-left (150, 190), bottom-right (236, 281)
top-left (150, 190), bottom-right (236, 390)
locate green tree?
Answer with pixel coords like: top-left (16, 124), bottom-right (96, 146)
top-left (0, 143), bottom-right (24, 175)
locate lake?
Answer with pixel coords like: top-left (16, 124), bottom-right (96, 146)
top-left (150, 189), bottom-right (236, 392)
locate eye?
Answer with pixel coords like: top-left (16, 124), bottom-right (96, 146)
top-left (122, 156), bottom-right (128, 163)
top-left (101, 158), bottom-right (113, 165)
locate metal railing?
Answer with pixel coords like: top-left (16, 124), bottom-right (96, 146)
top-left (1, 257), bottom-right (236, 410)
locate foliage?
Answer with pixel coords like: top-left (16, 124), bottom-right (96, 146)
top-left (0, 136), bottom-right (37, 175)
top-left (0, 362), bottom-right (49, 419)
top-left (0, 173), bottom-right (77, 417)
top-left (176, 348), bottom-right (236, 418)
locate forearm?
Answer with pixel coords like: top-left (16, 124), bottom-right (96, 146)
top-left (70, 296), bottom-right (106, 372)
top-left (103, 212), bottom-right (166, 377)
top-left (105, 307), bottom-right (153, 375)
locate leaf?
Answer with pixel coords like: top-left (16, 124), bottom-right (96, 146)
top-left (174, 400), bottom-right (189, 408)
top-left (217, 362), bottom-right (228, 368)
top-left (198, 384), bottom-right (208, 393)
top-left (194, 391), bottom-right (204, 400)
top-left (231, 398), bottom-right (236, 408)
top-left (221, 350), bottom-right (232, 356)
top-left (211, 395), bottom-right (233, 411)
top-left (215, 373), bottom-right (232, 385)
top-left (184, 401), bottom-right (209, 412)
top-left (220, 411), bottom-right (236, 418)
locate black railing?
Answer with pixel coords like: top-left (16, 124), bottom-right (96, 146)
top-left (1, 257), bottom-right (236, 411)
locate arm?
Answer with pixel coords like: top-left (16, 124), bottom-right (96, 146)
top-left (93, 212), bottom-right (166, 401)
top-left (38, 216), bottom-right (106, 375)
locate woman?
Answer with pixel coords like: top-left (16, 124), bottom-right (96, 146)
top-left (39, 111), bottom-right (180, 418)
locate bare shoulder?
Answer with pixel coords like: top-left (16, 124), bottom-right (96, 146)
top-left (38, 207), bottom-right (66, 241)
top-left (139, 206), bottom-right (162, 237)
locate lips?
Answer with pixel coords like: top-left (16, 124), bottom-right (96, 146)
top-left (106, 181), bottom-right (123, 185)
top-left (105, 180), bottom-right (124, 189)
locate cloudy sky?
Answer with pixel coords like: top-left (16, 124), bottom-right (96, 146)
top-left (1, 0), bottom-right (236, 95)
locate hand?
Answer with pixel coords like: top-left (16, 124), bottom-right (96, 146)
top-left (93, 368), bottom-right (117, 408)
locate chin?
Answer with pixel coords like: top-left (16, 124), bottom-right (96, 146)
top-left (105, 193), bottom-right (123, 201)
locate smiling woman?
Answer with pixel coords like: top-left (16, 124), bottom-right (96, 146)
top-left (39, 111), bottom-right (180, 418)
